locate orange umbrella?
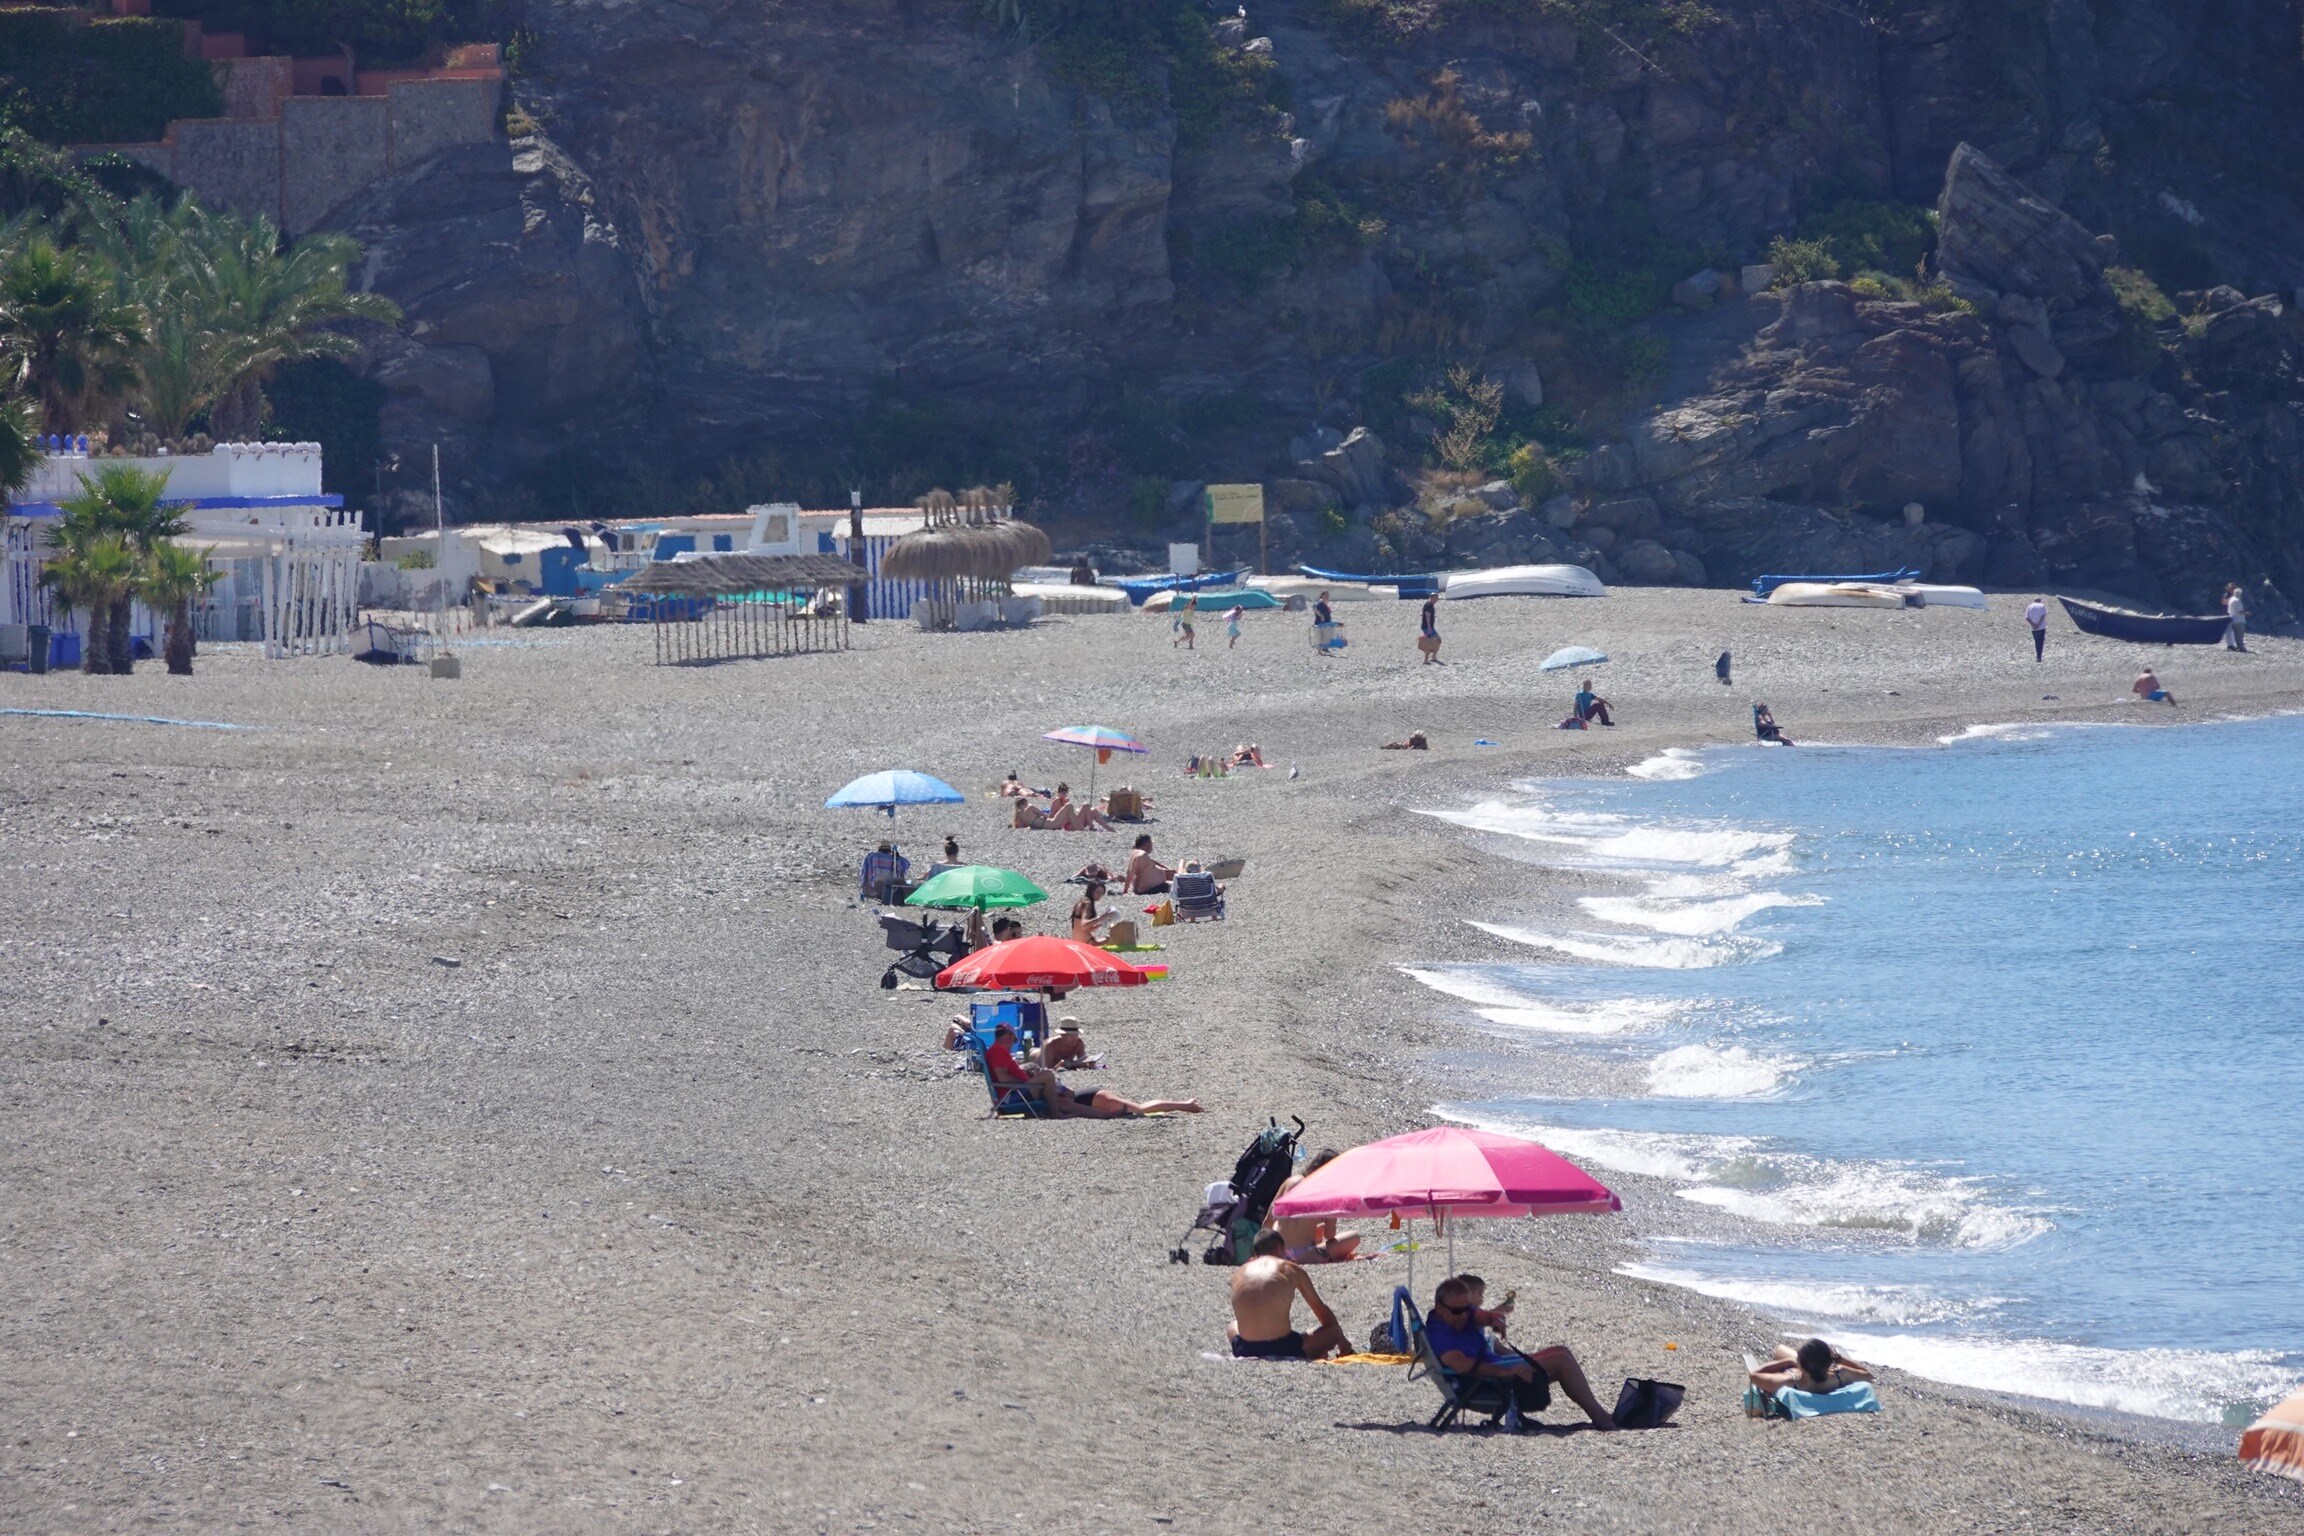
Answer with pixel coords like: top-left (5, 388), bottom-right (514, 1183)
top-left (2241, 1389), bottom-right (2304, 1481)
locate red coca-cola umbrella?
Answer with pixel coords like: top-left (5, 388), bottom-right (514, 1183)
top-left (934, 935), bottom-right (1153, 992)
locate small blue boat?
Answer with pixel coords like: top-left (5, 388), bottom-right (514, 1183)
top-left (1109, 567), bottom-right (1248, 606)
top-left (1750, 567), bottom-right (1922, 596)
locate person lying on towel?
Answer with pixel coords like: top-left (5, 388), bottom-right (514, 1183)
top-left (1750, 1338), bottom-right (1874, 1396)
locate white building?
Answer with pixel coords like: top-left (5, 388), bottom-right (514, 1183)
top-left (5, 441), bottom-right (365, 661)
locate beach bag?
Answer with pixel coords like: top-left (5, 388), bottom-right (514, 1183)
top-left (1207, 856), bottom-right (1246, 880)
top-left (1417, 634), bottom-right (1441, 656)
top-left (1612, 1378), bottom-right (1685, 1429)
top-left (1105, 786), bottom-right (1142, 820)
top-left (1104, 919), bottom-right (1139, 949)
top-left (1151, 900), bottom-right (1175, 927)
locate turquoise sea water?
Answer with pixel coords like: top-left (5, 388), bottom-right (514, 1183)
top-left (1417, 714), bottom-right (2304, 1425)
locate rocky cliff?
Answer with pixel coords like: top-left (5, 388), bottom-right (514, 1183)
top-left (333, 0), bottom-right (2304, 617)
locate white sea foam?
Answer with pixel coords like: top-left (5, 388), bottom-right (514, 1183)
top-left (1580, 889), bottom-right (1819, 936)
top-left (1442, 1107), bottom-right (2046, 1251)
top-left (1397, 967), bottom-right (1680, 1035)
top-left (1937, 721), bottom-right (2058, 746)
top-left (1471, 920), bottom-right (1781, 968)
top-left (1617, 1263), bottom-right (1981, 1327)
top-left (1645, 1042), bottom-right (1797, 1098)
top-left (1627, 747), bottom-right (1713, 781)
top-left (1827, 1329), bottom-right (2304, 1426)
top-left (1678, 1165), bottom-right (2049, 1249)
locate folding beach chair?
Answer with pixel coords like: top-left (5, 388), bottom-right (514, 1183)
top-left (1390, 1288), bottom-right (1528, 1433)
top-left (981, 1057), bottom-right (1050, 1119)
top-left (1170, 870), bottom-right (1226, 922)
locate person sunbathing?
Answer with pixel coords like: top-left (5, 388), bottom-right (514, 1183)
top-left (1229, 743), bottom-right (1268, 768)
top-left (1428, 1274), bottom-right (1616, 1429)
top-left (1047, 783), bottom-right (1113, 832)
top-left (1034, 1017), bottom-right (1090, 1071)
top-left (1011, 797), bottom-right (1053, 830)
top-left (1749, 1338), bottom-right (1873, 1395)
top-left (1263, 1149), bottom-right (1361, 1263)
top-left (1382, 732), bottom-right (1429, 751)
top-left (1070, 883), bottom-right (1112, 943)
top-left (999, 771), bottom-right (1034, 798)
top-left (1125, 834), bottom-right (1174, 894)
top-left (1056, 1081), bottom-right (1201, 1117)
top-left (1227, 1230), bottom-right (1347, 1360)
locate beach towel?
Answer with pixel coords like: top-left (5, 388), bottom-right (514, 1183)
top-left (1745, 1382), bottom-right (1880, 1419)
top-left (1314, 1352), bottom-right (1415, 1367)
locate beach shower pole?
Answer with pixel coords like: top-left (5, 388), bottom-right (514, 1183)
top-left (848, 488), bottom-right (868, 624)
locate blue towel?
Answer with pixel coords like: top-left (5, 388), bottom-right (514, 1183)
top-left (1774, 1382), bottom-right (1880, 1418)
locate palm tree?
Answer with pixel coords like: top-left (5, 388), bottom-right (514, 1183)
top-left (84, 196), bottom-right (207, 440)
top-left (0, 393), bottom-right (37, 496)
top-left (140, 541), bottom-right (216, 675)
top-left (0, 235), bottom-right (145, 433)
top-left (54, 463), bottom-right (182, 672)
top-left (41, 532), bottom-right (136, 674)
top-left (187, 208), bottom-right (399, 440)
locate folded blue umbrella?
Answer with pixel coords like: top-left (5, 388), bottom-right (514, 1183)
top-left (826, 769), bottom-right (965, 818)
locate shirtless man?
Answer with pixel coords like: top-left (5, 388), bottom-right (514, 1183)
top-left (1125, 833), bottom-right (1174, 894)
top-left (2133, 668), bottom-right (2178, 705)
top-left (1749, 1338), bottom-right (1873, 1395)
top-left (1263, 1149), bottom-right (1361, 1263)
top-left (1227, 1230), bottom-right (1347, 1360)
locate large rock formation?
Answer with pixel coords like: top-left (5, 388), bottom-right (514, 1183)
top-left (324, 0), bottom-right (2304, 612)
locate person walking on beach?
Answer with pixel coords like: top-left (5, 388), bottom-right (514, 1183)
top-left (1171, 606), bottom-right (1195, 649)
top-left (2225, 583), bottom-right (2249, 651)
top-left (1418, 593), bottom-right (1442, 664)
top-left (2025, 596), bottom-right (2049, 662)
top-left (1224, 603), bottom-right (1244, 649)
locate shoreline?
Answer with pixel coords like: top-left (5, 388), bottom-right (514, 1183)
top-left (1381, 705), bottom-right (2302, 1448)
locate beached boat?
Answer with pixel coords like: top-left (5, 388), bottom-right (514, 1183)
top-left (1750, 567), bottom-right (1922, 596)
top-left (1296, 564), bottom-right (1443, 598)
top-left (1140, 588), bottom-right (1281, 613)
top-left (1439, 564), bottom-right (1607, 600)
top-left (1766, 582), bottom-right (1908, 608)
top-left (1902, 584), bottom-right (1987, 609)
top-left (1108, 568), bottom-right (1247, 606)
top-left (2058, 596), bottom-right (2232, 644)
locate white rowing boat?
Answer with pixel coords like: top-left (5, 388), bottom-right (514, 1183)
top-left (1439, 564), bottom-right (1607, 600)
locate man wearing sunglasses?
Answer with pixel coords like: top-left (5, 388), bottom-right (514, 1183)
top-left (1426, 1275), bottom-right (1617, 1429)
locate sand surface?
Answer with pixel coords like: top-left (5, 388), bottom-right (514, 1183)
top-left (4, 590), bottom-right (2302, 1535)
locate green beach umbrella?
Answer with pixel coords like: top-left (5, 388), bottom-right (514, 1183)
top-left (904, 865), bottom-right (1050, 911)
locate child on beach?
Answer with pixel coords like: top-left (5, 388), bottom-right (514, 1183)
top-left (1225, 604), bottom-right (1244, 648)
top-left (1172, 609), bottom-right (1195, 649)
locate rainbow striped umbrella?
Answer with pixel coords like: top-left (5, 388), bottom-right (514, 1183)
top-left (1042, 725), bottom-right (1147, 799)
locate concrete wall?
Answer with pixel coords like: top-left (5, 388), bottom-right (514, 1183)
top-left (217, 55), bottom-right (292, 121)
top-left (170, 117), bottom-right (281, 225)
top-left (388, 77), bottom-right (499, 171)
top-left (281, 94), bottom-right (390, 233)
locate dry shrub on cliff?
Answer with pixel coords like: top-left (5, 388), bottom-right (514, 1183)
top-left (1384, 68), bottom-right (1531, 192)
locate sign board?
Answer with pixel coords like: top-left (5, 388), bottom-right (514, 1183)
top-left (1206, 484), bottom-right (1266, 525)
top-left (1167, 543), bottom-right (1201, 576)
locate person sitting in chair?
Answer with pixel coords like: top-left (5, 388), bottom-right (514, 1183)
top-left (982, 1023), bottom-right (1058, 1110)
top-left (1749, 1338), bottom-right (1873, 1396)
top-left (1574, 679), bottom-right (1615, 727)
top-left (1227, 1230), bottom-right (1347, 1360)
top-left (1427, 1275), bottom-right (1617, 1430)
top-left (860, 841), bottom-right (909, 902)
top-left (1125, 833), bottom-right (1174, 894)
top-left (1263, 1149), bottom-right (1361, 1263)
top-left (1753, 702), bottom-right (1794, 745)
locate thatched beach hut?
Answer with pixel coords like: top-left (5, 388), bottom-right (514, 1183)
top-left (617, 552), bottom-right (860, 664)
top-left (877, 507), bottom-right (1051, 630)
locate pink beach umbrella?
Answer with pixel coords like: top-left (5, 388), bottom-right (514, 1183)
top-left (1268, 1125), bottom-right (1620, 1291)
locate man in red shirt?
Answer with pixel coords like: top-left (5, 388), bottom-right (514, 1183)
top-left (983, 1023), bottom-right (1059, 1111)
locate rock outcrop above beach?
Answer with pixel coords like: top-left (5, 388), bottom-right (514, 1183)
top-left (324, 0), bottom-right (2304, 615)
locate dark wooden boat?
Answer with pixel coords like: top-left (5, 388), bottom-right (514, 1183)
top-left (2058, 596), bottom-right (2232, 644)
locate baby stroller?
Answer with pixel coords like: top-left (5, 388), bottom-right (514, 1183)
top-left (877, 910), bottom-right (967, 989)
top-left (1169, 1116), bottom-right (1305, 1265)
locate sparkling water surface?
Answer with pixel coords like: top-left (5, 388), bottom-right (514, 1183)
top-left (1420, 714), bottom-right (2304, 1424)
